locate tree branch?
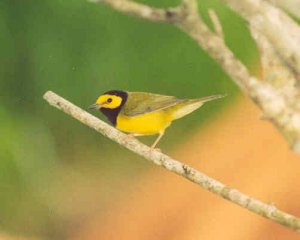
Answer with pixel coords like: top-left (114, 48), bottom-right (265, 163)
top-left (88, 0), bottom-right (181, 23)
top-left (267, 0), bottom-right (300, 19)
top-left (224, 0), bottom-right (300, 83)
top-left (43, 90), bottom-right (300, 232)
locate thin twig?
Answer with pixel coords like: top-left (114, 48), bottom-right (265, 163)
top-left (43, 90), bottom-right (300, 232)
top-left (208, 9), bottom-right (224, 39)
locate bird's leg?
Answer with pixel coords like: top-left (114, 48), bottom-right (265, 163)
top-left (151, 132), bottom-right (165, 150)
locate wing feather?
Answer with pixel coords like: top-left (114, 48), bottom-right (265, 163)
top-left (122, 92), bottom-right (185, 116)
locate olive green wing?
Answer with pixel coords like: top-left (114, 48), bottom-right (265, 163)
top-left (121, 92), bottom-right (186, 116)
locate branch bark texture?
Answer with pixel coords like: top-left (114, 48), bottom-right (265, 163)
top-left (225, 0), bottom-right (300, 82)
top-left (44, 90), bottom-right (300, 232)
top-left (268, 0), bottom-right (300, 19)
top-left (90, 0), bottom-right (300, 154)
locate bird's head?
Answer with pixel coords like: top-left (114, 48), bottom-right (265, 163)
top-left (89, 90), bottom-right (128, 110)
top-left (89, 90), bottom-right (128, 126)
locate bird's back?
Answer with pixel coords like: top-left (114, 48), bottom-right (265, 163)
top-left (116, 92), bottom-right (224, 135)
top-left (120, 92), bottom-right (184, 116)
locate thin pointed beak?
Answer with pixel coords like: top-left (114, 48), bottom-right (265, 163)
top-left (88, 103), bottom-right (102, 110)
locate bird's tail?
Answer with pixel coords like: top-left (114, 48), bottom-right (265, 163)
top-left (171, 94), bottom-right (226, 120)
top-left (196, 94), bottom-right (227, 103)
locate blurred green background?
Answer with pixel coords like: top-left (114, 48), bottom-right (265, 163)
top-left (0, 0), bottom-right (258, 239)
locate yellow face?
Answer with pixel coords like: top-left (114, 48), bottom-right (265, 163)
top-left (96, 94), bottom-right (123, 109)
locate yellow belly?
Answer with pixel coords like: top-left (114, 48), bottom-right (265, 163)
top-left (116, 111), bottom-right (172, 135)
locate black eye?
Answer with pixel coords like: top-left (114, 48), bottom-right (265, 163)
top-left (107, 98), bottom-right (112, 103)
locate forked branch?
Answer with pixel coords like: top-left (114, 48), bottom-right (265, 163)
top-left (44, 90), bottom-right (300, 232)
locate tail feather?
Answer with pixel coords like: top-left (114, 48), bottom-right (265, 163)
top-left (196, 94), bottom-right (227, 103)
top-left (172, 94), bottom-right (226, 120)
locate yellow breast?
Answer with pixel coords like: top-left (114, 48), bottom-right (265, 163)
top-left (116, 111), bottom-right (172, 135)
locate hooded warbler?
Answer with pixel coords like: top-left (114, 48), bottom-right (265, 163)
top-left (89, 90), bottom-right (225, 148)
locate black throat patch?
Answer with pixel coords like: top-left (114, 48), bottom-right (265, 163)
top-left (100, 90), bottom-right (128, 126)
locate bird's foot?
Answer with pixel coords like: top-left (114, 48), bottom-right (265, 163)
top-left (150, 144), bottom-right (162, 152)
top-left (151, 147), bottom-right (162, 152)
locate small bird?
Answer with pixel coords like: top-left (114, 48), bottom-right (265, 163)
top-left (89, 90), bottom-right (225, 149)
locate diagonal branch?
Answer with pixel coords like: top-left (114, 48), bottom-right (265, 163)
top-left (43, 90), bottom-right (300, 232)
